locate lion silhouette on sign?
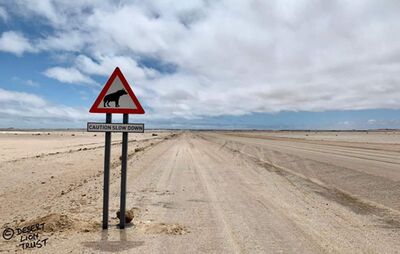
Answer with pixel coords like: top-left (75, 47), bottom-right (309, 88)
top-left (103, 89), bottom-right (128, 107)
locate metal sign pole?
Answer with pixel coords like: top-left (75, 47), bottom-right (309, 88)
top-left (102, 113), bottom-right (112, 229)
top-left (88, 67), bottom-right (145, 230)
top-left (120, 114), bottom-right (129, 229)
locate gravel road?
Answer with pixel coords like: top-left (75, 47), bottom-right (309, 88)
top-left (0, 131), bottom-right (399, 253)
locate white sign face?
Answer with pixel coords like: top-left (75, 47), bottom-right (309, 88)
top-left (97, 76), bottom-right (137, 109)
top-left (87, 122), bottom-right (145, 133)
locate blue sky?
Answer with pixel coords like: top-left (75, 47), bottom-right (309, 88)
top-left (0, 1), bottom-right (399, 129)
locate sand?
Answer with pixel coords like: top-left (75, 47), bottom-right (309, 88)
top-left (0, 131), bottom-right (399, 253)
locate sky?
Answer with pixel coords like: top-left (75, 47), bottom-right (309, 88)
top-left (0, 0), bottom-right (399, 129)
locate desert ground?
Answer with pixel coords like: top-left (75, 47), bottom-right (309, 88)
top-left (1, 130), bottom-right (400, 253)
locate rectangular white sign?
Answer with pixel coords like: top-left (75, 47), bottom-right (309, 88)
top-left (87, 122), bottom-right (144, 133)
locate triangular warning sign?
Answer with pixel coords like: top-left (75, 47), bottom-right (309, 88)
top-left (89, 67), bottom-right (145, 114)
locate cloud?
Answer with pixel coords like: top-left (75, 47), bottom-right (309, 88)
top-left (25, 80), bottom-right (40, 87)
top-left (2, 0), bottom-right (400, 120)
top-left (0, 31), bottom-right (35, 56)
top-left (0, 6), bottom-right (8, 21)
top-left (75, 54), bottom-right (158, 81)
top-left (11, 77), bottom-right (41, 87)
top-left (12, 0), bottom-right (62, 25)
top-left (0, 88), bottom-right (95, 128)
top-left (0, 88), bottom-right (46, 107)
top-left (36, 30), bottom-right (88, 52)
top-left (44, 67), bottom-right (97, 85)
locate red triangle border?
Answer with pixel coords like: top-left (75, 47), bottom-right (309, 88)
top-left (89, 67), bottom-right (145, 114)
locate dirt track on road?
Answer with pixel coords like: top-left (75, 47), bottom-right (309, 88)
top-left (1, 131), bottom-right (399, 253)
